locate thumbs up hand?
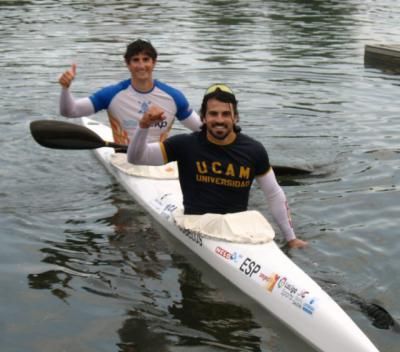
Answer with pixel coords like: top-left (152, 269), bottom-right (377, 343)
top-left (58, 63), bottom-right (77, 88)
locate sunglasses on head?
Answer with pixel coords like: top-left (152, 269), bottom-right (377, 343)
top-left (205, 83), bottom-right (234, 95)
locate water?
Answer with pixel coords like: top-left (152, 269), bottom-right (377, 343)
top-left (1, 0), bottom-right (399, 351)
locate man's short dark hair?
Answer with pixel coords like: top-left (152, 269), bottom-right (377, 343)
top-left (124, 39), bottom-right (158, 63)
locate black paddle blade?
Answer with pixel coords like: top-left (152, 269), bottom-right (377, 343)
top-left (30, 119), bottom-right (114, 150)
top-left (273, 165), bottom-right (312, 176)
top-left (362, 302), bottom-right (396, 330)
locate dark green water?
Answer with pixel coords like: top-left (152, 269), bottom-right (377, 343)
top-left (1, 1), bottom-right (399, 351)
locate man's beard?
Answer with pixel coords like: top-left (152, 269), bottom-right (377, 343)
top-left (208, 123), bottom-right (230, 140)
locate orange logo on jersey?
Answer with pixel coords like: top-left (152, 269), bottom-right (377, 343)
top-left (109, 116), bottom-right (129, 145)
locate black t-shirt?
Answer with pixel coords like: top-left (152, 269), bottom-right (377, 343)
top-left (163, 131), bottom-right (271, 214)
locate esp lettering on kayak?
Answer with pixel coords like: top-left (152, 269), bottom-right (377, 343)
top-left (239, 257), bottom-right (261, 277)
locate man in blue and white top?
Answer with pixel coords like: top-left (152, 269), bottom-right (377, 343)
top-left (58, 39), bottom-right (202, 144)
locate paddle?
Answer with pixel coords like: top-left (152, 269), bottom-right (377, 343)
top-left (30, 119), bottom-right (312, 176)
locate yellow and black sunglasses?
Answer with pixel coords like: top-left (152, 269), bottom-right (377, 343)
top-left (205, 83), bottom-right (234, 96)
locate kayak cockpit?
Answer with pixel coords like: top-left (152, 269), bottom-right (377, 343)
top-left (174, 210), bottom-right (275, 244)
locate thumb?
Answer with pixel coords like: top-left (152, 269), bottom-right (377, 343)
top-left (71, 63), bottom-right (77, 76)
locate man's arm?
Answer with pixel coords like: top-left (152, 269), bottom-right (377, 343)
top-left (127, 127), bottom-right (165, 165)
top-left (60, 89), bottom-right (94, 117)
top-left (180, 110), bottom-right (203, 132)
top-left (127, 106), bottom-right (167, 165)
top-left (58, 64), bottom-right (95, 117)
top-left (256, 169), bottom-right (307, 248)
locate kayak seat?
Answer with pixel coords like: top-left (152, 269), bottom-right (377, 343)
top-left (173, 210), bottom-right (275, 244)
top-left (110, 153), bottom-right (178, 179)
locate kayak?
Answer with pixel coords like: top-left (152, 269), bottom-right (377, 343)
top-left (81, 117), bottom-right (379, 352)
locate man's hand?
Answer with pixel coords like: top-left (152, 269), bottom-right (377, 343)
top-left (58, 64), bottom-right (77, 88)
top-left (139, 105), bottom-right (166, 128)
top-left (287, 238), bottom-right (308, 249)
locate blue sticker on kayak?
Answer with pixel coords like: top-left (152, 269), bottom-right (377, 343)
top-left (303, 297), bottom-right (318, 315)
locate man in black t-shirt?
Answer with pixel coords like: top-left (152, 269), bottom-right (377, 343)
top-left (162, 121), bottom-right (270, 215)
top-left (127, 84), bottom-right (307, 248)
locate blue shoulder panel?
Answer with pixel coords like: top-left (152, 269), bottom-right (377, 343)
top-left (89, 79), bottom-right (131, 112)
top-left (154, 80), bottom-right (193, 120)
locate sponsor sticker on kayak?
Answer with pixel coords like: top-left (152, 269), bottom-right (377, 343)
top-left (257, 272), bottom-right (318, 316)
top-left (276, 276), bottom-right (318, 315)
top-left (216, 246), bottom-right (320, 317)
top-left (215, 246), bottom-right (243, 264)
top-left (259, 272), bottom-right (280, 292)
top-left (302, 297), bottom-right (318, 315)
top-left (181, 228), bottom-right (203, 246)
top-left (150, 193), bottom-right (179, 221)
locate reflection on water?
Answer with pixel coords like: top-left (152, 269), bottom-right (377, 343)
top-left (26, 197), bottom-right (270, 351)
top-left (24, 208), bottom-right (266, 350)
top-left (1, 0), bottom-right (400, 351)
top-left (167, 260), bottom-right (260, 350)
top-left (116, 256), bottom-right (264, 352)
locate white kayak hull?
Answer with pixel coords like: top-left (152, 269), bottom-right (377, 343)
top-left (82, 117), bottom-right (379, 352)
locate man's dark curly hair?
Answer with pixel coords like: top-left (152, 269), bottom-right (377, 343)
top-left (124, 39), bottom-right (157, 63)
